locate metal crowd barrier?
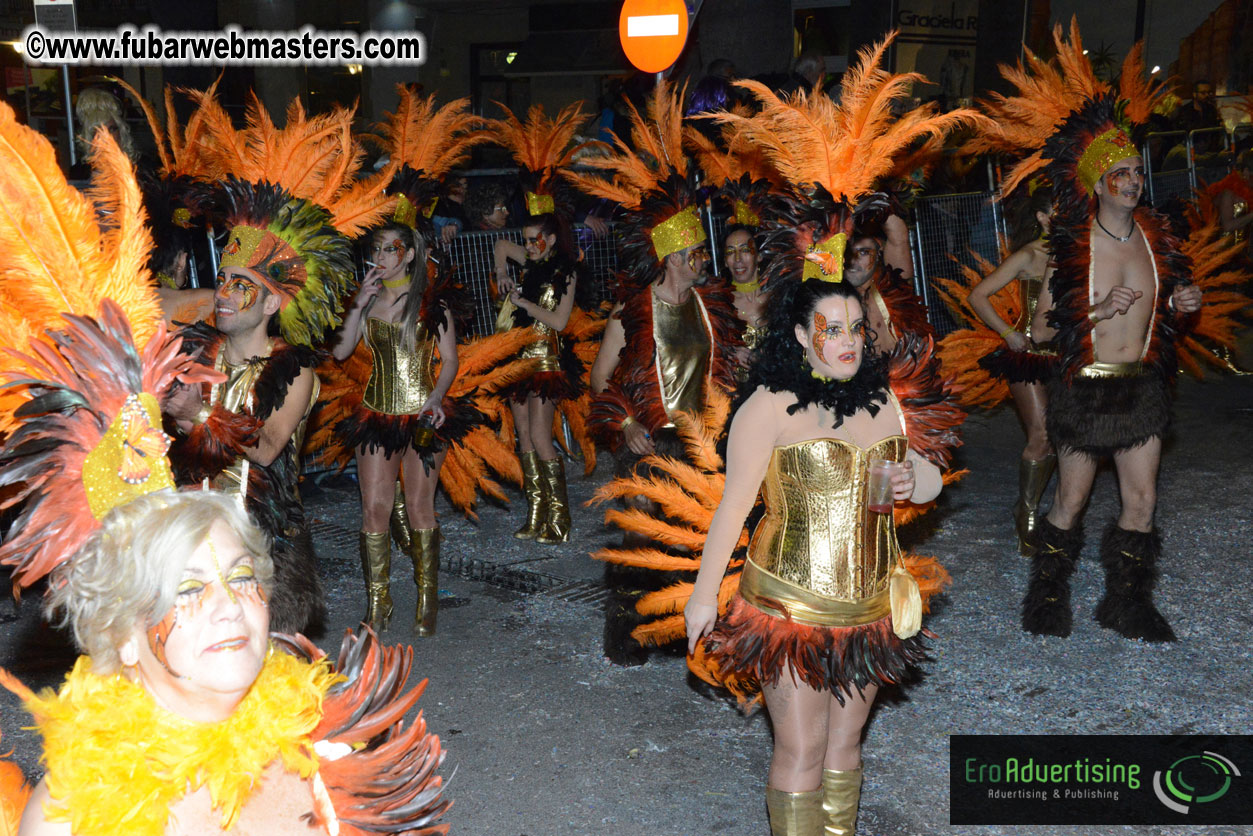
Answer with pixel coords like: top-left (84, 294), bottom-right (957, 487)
top-left (910, 191), bottom-right (1006, 338)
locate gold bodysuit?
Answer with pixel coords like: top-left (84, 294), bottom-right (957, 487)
top-left (738, 435), bottom-right (908, 627)
top-left (363, 317), bottom-right (435, 415)
top-left (652, 289), bottom-right (710, 421)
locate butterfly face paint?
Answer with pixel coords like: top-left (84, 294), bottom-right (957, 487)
top-left (808, 296), bottom-right (866, 379)
top-left (523, 229), bottom-right (551, 262)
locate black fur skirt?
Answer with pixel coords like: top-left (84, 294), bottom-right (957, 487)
top-left (335, 393), bottom-right (484, 465)
top-left (504, 341), bottom-right (586, 404)
top-left (1047, 372), bottom-right (1170, 457)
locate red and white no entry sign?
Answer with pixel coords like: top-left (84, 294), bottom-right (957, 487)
top-left (619, 0), bottom-right (689, 73)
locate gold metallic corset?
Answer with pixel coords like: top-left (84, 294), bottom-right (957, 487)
top-left (742, 436), bottom-right (907, 626)
top-left (518, 281), bottom-right (562, 373)
top-left (653, 290), bottom-right (710, 420)
top-left (1015, 276), bottom-right (1044, 337)
top-left (363, 318), bottom-right (435, 415)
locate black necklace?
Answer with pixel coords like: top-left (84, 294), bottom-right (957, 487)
top-left (1096, 215), bottom-right (1134, 242)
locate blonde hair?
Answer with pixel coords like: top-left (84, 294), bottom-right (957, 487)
top-left (75, 87), bottom-right (134, 158)
top-left (46, 490), bottom-right (273, 672)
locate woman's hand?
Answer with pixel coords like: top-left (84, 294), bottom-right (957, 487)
top-left (509, 287), bottom-right (534, 312)
top-left (684, 597), bottom-right (719, 655)
top-left (890, 459), bottom-right (916, 501)
top-left (356, 266), bottom-right (383, 306)
top-left (495, 267), bottom-right (515, 296)
top-left (418, 395), bottom-right (446, 428)
top-left (1003, 330), bottom-right (1030, 352)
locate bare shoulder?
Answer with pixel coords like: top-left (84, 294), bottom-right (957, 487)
top-left (18, 777), bottom-right (72, 836)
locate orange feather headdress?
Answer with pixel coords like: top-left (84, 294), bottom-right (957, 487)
top-left (567, 80), bottom-right (708, 293)
top-left (373, 85), bottom-right (489, 235)
top-left (711, 33), bottom-right (980, 283)
top-left (0, 102), bottom-right (216, 592)
top-left (969, 18), bottom-right (1168, 196)
top-left (489, 100), bottom-right (594, 217)
top-left (180, 87), bottom-right (392, 346)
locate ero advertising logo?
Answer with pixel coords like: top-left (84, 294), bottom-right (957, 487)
top-left (950, 735), bottom-right (1252, 826)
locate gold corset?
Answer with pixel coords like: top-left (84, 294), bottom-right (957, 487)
top-left (653, 290), bottom-right (710, 420)
top-left (363, 318), bottom-right (435, 415)
top-left (741, 436), bottom-right (907, 627)
top-left (1015, 276), bottom-right (1044, 338)
top-left (518, 281), bottom-right (562, 373)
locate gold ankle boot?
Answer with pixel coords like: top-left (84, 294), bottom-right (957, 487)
top-left (409, 527), bottom-right (440, 636)
top-left (515, 451), bottom-right (548, 540)
top-left (765, 787), bottom-right (823, 836)
top-left (359, 531), bottom-right (393, 631)
top-left (821, 766), bottom-right (863, 835)
top-left (1013, 455), bottom-right (1056, 557)
top-left (536, 457), bottom-right (571, 545)
top-left (388, 480), bottom-right (412, 552)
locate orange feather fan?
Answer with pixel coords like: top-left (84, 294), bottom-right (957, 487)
top-left (709, 34), bottom-right (982, 203)
top-left (933, 250), bottom-right (1019, 410)
top-left (0, 102), bottom-right (163, 429)
top-left (1175, 197), bottom-right (1253, 378)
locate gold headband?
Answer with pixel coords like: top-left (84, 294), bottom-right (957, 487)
top-left (802, 232), bottom-right (848, 282)
top-left (81, 393), bottom-right (174, 520)
top-left (650, 206), bottom-right (707, 260)
top-left (733, 200), bottom-right (759, 227)
top-left (525, 191), bottom-right (555, 216)
top-left (1077, 127), bottom-right (1139, 195)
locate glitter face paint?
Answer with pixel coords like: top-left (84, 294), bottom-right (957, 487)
top-left (217, 275), bottom-right (260, 310)
top-left (1104, 163), bottom-right (1145, 200)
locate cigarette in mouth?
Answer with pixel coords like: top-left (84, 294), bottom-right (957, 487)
top-left (364, 260), bottom-right (377, 268)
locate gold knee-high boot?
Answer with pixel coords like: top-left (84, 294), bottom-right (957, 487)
top-left (359, 531), bottom-right (393, 631)
top-left (515, 451), bottom-right (548, 540)
top-left (389, 480), bottom-right (412, 552)
top-left (409, 526), bottom-right (440, 636)
top-left (765, 787), bottom-right (823, 836)
top-left (536, 457), bottom-right (571, 545)
top-left (821, 767), bottom-right (863, 836)
top-left (1013, 455), bottom-right (1056, 557)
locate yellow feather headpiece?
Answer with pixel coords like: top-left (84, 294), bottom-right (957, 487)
top-left (0, 102), bottom-right (217, 589)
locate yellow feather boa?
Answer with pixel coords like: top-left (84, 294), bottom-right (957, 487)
top-left (24, 648), bottom-right (337, 836)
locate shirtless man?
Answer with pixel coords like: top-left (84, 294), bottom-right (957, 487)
top-left (1025, 153), bottom-right (1201, 642)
